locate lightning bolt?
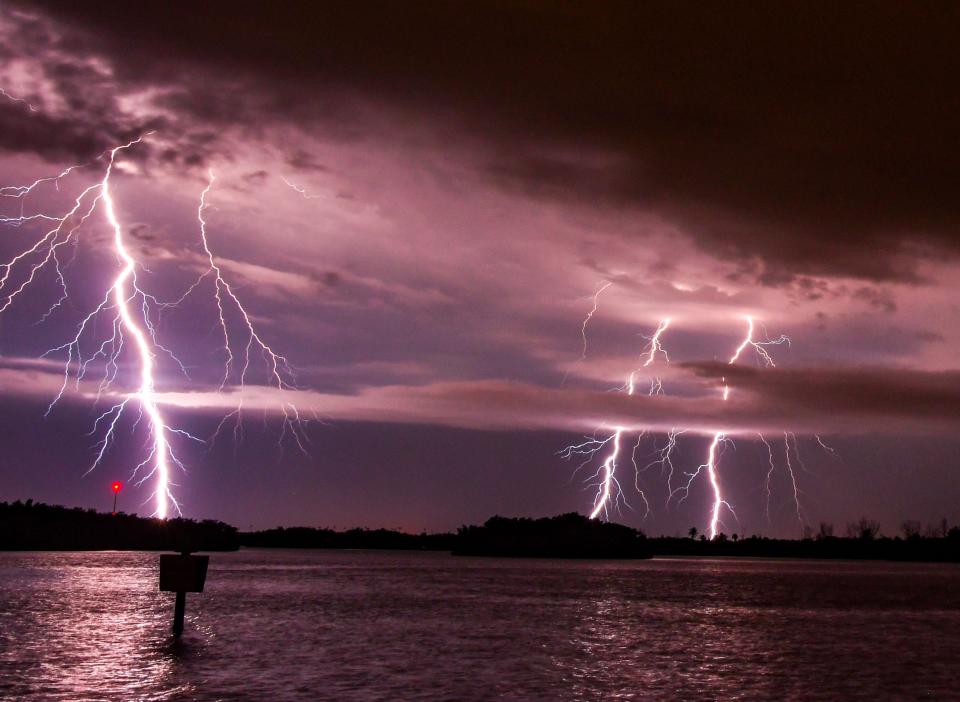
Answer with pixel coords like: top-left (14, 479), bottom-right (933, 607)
top-left (197, 171), bottom-right (307, 454)
top-left (0, 87), bottom-right (38, 111)
top-left (670, 432), bottom-right (735, 540)
top-left (782, 431), bottom-right (805, 530)
top-left (563, 318), bottom-right (671, 521)
top-left (643, 318), bottom-right (671, 368)
top-left (1, 132), bottom-right (306, 516)
top-left (563, 276), bottom-right (814, 536)
top-left (281, 176), bottom-right (324, 200)
top-left (723, 315), bottom-right (790, 399)
top-left (579, 281), bottom-right (612, 360)
top-left (647, 315), bottom-right (790, 538)
top-left (759, 434), bottom-right (777, 523)
top-left (700, 316), bottom-right (789, 537)
top-left (0, 135), bottom-right (189, 516)
top-left (702, 432), bottom-right (727, 539)
top-left (100, 140), bottom-right (181, 517)
top-left (588, 372), bottom-right (634, 519)
top-left (692, 317), bottom-right (772, 537)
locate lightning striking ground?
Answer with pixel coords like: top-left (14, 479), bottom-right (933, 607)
top-left (0, 134), bottom-right (304, 516)
top-left (1, 136), bottom-right (187, 516)
top-left (562, 317), bottom-right (671, 521)
top-left (564, 306), bottom-right (808, 538)
top-left (694, 316), bottom-right (789, 538)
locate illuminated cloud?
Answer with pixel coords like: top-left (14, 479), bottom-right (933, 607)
top-left (5, 361), bottom-right (958, 438)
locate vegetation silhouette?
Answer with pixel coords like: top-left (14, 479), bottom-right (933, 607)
top-left (240, 526), bottom-right (454, 550)
top-left (4, 501), bottom-right (959, 562)
top-left (647, 517), bottom-right (960, 562)
top-left (0, 500), bottom-right (238, 551)
top-left (453, 513), bottom-right (651, 558)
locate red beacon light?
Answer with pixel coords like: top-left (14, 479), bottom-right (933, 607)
top-left (110, 481), bottom-right (122, 514)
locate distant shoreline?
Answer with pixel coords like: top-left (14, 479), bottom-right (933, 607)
top-left (2, 501), bottom-right (959, 563)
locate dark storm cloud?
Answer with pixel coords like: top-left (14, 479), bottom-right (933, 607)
top-left (312, 362), bottom-right (960, 436)
top-left (11, 0), bottom-right (960, 284)
top-left (0, 78), bottom-right (162, 163)
top-left (686, 362), bottom-right (960, 429)
top-left (9, 358), bottom-right (958, 437)
top-left (152, 362), bottom-right (960, 437)
top-left (0, 11), bottom-right (164, 160)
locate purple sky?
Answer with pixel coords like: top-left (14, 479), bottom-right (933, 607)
top-left (1, 2), bottom-right (959, 536)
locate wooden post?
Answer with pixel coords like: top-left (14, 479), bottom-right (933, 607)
top-left (172, 591), bottom-right (186, 636)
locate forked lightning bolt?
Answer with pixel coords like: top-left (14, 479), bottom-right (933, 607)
top-left (561, 317), bottom-right (671, 520)
top-left (1, 133), bottom-right (305, 516)
top-left (198, 171), bottom-right (307, 454)
top-left (566, 303), bottom-right (814, 538)
top-left (693, 316), bottom-right (788, 538)
top-left (1, 136), bottom-right (188, 516)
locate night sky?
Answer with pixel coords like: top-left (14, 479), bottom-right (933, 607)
top-left (1, 2), bottom-right (959, 536)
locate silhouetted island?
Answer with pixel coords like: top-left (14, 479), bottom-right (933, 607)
top-left (453, 514), bottom-right (960, 562)
top-left (645, 528), bottom-right (960, 562)
top-left (453, 513), bottom-right (652, 558)
top-left (239, 526), bottom-right (455, 550)
top-left (0, 500), bottom-right (239, 551)
top-left (4, 500), bottom-right (959, 562)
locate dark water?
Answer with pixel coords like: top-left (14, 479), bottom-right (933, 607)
top-left (1, 551), bottom-right (958, 701)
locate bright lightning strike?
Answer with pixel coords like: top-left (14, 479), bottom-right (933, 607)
top-left (1, 136), bottom-right (188, 516)
top-left (1, 133), bottom-right (305, 516)
top-left (588, 372), bottom-right (634, 520)
top-left (563, 318), bottom-right (672, 521)
top-left (643, 318), bottom-right (670, 368)
top-left (723, 315), bottom-right (790, 399)
top-left (697, 315), bottom-right (789, 538)
top-left (565, 308), bottom-right (808, 538)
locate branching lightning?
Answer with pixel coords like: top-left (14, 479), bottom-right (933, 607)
top-left (2, 89), bottom-right (836, 535)
top-left (561, 317), bottom-right (671, 521)
top-left (699, 315), bottom-right (788, 537)
top-left (197, 171), bottom-right (308, 455)
top-left (562, 301), bottom-right (824, 539)
top-left (675, 316), bottom-right (789, 537)
top-left (1, 131), bottom-right (305, 516)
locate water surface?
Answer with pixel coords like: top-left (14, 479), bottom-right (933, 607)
top-left (1, 550), bottom-right (957, 700)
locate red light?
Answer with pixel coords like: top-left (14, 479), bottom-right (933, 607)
top-left (111, 481), bottom-right (122, 493)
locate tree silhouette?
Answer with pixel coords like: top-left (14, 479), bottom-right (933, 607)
top-left (846, 517), bottom-right (880, 540)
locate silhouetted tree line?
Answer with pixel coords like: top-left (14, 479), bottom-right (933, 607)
top-left (240, 526), bottom-right (456, 550)
top-left (5, 500), bottom-right (958, 562)
top-left (454, 513), bottom-right (651, 558)
top-left (655, 516), bottom-right (960, 562)
top-left (0, 500), bottom-right (238, 551)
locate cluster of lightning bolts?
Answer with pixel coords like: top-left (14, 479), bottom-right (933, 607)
top-left (0, 133), bottom-right (306, 518)
top-left (564, 284), bottom-right (822, 538)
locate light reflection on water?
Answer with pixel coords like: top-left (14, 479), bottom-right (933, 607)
top-left (1, 551), bottom-right (958, 700)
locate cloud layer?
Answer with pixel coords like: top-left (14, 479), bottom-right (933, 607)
top-left (9, 1), bottom-right (960, 284)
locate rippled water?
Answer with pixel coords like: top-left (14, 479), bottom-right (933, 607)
top-left (1, 550), bottom-right (958, 700)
